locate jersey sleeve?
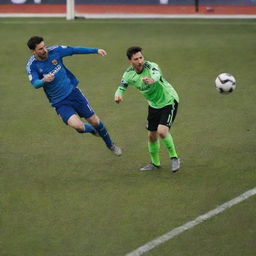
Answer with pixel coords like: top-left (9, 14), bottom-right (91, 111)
top-left (26, 60), bottom-right (44, 89)
top-left (55, 45), bottom-right (98, 57)
top-left (149, 62), bottom-right (162, 83)
top-left (115, 74), bottom-right (129, 97)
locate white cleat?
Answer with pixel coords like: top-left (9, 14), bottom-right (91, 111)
top-left (171, 157), bottom-right (180, 172)
top-left (110, 144), bottom-right (122, 156)
top-left (140, 163), bottom-right (160, 171)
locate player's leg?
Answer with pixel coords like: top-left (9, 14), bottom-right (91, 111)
top-left (148, 130), bottom-right (161, 167)
top-left (140, 107), bottom-right (161, 171)
top-left (74, 88), bottom-right (121, 155)
top-left (86, 114), bottom-right (112, 147)
top-left (158, 124), bottom-right (178, 158)
top-left (86, 114), bottom-right (122, 156)
top-left (140, 131), bottom-right (161, 171)
top-left (53, 88), bottom-right (97, 135)
top-left (158, 101), bottom-right (180, 172)
top-left (54, 100), bottom-right (97, 135)
top-left (67, 114), bottom-right (97, 134)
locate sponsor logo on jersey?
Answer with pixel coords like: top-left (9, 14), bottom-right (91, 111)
top-left (52, 59), bottom-right (58, 65)
top-left (137, 83), bottom-right (151, 91)
top-left (49, 64), bottom-right (61, 75)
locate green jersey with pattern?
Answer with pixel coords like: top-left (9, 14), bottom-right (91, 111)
top-left (115, 61), bottom-right (179, 109)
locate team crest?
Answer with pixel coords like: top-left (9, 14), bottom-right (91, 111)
top-left (52, 59), bottom-right (58, 65)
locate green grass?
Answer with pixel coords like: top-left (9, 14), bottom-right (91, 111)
top-left (0, 18), bottom-right (256, 256)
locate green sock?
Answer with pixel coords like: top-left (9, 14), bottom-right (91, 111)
top-left (161, 133), bottom-right (178, 158)
top-left (148, 140), bottom-right (160, 166)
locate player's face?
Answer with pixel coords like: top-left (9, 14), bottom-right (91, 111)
top-left (33, 41), bottom-right (48, 60)
top-left (129, 52), bottom-right (144, 73)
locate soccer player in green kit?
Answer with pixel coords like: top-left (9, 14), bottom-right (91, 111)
top-left (115, 46), bottom-right (180, 172)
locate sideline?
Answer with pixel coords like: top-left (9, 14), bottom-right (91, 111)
top-left (126, 187), bottom-right (256, 256)
top-left (0, 18), bottom-right (256, 25)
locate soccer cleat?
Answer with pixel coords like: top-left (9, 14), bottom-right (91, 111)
top-left (110, 144), bottom-right (122, 156)
top-left (171, 157), bottom-right (180, 172)
top-left (140, 163), bottom-right (160, 171)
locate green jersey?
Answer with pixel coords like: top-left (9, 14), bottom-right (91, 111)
top-left (115, 61), bottom-right (179, 109)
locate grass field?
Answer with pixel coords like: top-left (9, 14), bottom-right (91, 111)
top-left (0, 18), bottom-right (256, 256)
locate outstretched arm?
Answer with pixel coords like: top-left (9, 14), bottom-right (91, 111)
top-left (71, 47), bottom-right (107, 56)
top-left (57, 46), bottom-right (107, 57)
top-left (97, 49), bottom-right (107, 56)
top-left (114, 95), bottom-right (123, 104)
top-left (114, 78), bottom-right (128, 104)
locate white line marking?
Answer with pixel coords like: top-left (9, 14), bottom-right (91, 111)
top-left (1, 14), bottom-right (256, 19)
top-left (126, 187), bottom-right (256, 256)
top-left (0, 19), bottom-right (256, 25)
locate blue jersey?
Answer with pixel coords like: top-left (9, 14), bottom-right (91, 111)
top-left (26, 45), bottom-right (98, 105)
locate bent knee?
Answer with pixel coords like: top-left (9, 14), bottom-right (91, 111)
top-left (75, 125), bottom-right (85, 133)
top-left (148, 131), bottom-right (158, 142)
top-left (67, 116), bottom-right (85, 132)
top-left (87, 114), bottom-right (100, 126)
top-left (157, 125), bottom-right (169, 139)
top-left (70, 123), bottom-right (84, 133)
top-left (158, 130), bottom-right (166, 139)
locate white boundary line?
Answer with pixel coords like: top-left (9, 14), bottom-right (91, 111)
top-left (0, 13), bottom-right (256, 19)
top-left (75, 14), bottom-right (256, 19)
top-left (126, 187), bottom-right (256, 256)
top-left (0, 19), bottom-right (256, 26)
top-left (0, 13), bottom-right (65, 17)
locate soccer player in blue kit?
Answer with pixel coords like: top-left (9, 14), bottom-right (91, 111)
top-left (26, 36), bottom-right (122, 156)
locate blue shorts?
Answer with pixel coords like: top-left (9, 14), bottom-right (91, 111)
top-left (53, 87), bottom-right (95, 124)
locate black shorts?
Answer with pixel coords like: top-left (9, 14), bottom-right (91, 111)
top-left (147, 100), bottom-right (178, 131)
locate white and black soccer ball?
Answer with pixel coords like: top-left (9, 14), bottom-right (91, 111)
top-left (215, 73), bottom-right (236, 94)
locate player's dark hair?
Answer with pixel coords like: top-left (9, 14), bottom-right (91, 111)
top-left (27, 36), bottom-right (44, 50)
top-left (126, 46), bottom-right (142, 60)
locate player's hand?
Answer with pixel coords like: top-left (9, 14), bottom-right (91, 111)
top-left (98, 49), bottom-right (107, 56)
top-left (142, 77), bottom-right (154, 84)
top-left (115, 95), bottom-right (123, 104)
top-left (43, 74), bottom-right (55, 83)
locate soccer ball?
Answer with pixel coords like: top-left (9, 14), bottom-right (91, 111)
top-left (215, 73), bottom-right (236, 94)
